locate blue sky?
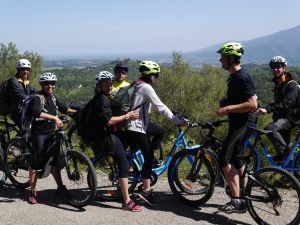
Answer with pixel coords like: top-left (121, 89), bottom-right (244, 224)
top-left (1, 0), bottom-right (300, 57)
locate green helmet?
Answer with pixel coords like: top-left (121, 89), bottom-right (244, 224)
top-left (139, 61), bottom-right (160, 75)
top-left (217, 42), bottom-right (244, 57)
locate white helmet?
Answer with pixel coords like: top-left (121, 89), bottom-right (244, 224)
top-left (95, 71), bottom-right (114, 84)
top-left (39, 72), bottom-right (57, 83)
top-left (269, 56), bottom-right (287, 67)
top-left (16, 59), bottom-right (31, 69)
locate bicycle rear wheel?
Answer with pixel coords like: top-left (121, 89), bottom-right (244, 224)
top-left (94, 152), bottom-right (139, 201)
top-left (0, 148), bottom-right (7, 187)
top-left (168, 148), bottom-right (215, 206)
top-left (4, 138), bottom-right (30, 188)
top-left (56, 149), bottom-right (97, 208)
top-left (245, 167), bottom-right (300, 225)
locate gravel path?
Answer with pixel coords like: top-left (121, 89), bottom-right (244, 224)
top-left (0, 177), bottom-right (257, 225)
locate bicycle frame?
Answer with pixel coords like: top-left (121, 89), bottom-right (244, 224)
top-left (249, 131), bottom-right (300, 171)
top-left (128, 125), bottom-right (200, 178)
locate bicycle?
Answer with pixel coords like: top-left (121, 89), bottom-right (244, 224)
top-left (94, 115), bottom-right (218, 201)
top-left (0, 115), bottom-right (19, 187)
top-left (168, 124), bottom-right (300, 224)
top-left (246, 120), bottom-right (300, 179)
top-left (3, 116), bottom-right (97, 208)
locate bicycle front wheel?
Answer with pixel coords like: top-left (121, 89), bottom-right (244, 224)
top-left (56, 149), bottom-right (97, 208)
top-left (4, 138), bottom-right (30, 188)
top-left (0, 148), bottom-right (7, 187)
top-left (94, 152), bottom-right (139, 201)
top-left (245, 167), bottom-right (300, 225)
top-left (168, 148), bottom-right (215, 206)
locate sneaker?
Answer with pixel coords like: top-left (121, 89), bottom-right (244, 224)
top-left (218, 199), bottom-right (246, 214)
top-left (122, 200), bottom-right (143, 212)
top-left (137, 189), bottom-right (157, 206)
top-left (28, 193), bottom-right (37, 204)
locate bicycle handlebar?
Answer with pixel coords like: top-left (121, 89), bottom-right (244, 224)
top-left (190, 119), bottom-right (228, 129)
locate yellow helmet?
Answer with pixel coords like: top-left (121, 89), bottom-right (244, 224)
top-left (139, 61), bottom-right (160, 75)
top-left (217, 42), bottom-right (244, 57)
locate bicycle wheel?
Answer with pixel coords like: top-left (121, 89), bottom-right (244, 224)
top-left (245, 167), bottom-right (300, 225)
top-left (4, 138), bottom-right (30, 188)
top-left (204, 149), bottom-right (220, 183)
top-left (168, 148), bottom-right (215, 206)
top-left (292, 153), bottom-right (300, 180)
top-left (56, 149), bottom-right (97, 208)
top-left (94, 152), bottom-right (139, 201)
top-left (0, 147), bottom-right (7, 187)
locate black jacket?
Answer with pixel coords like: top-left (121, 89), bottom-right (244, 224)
top-left (7, 75), bottom-right (35, 113)
top-left (264, 72), bottom-right (299, 120)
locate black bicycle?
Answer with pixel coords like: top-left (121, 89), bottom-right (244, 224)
top-left (3, 116), bottom-right (97, 208)
top-left (0, 115), bottom-right (19, 187)
top-left (168, 121), bottom-right (300, 225)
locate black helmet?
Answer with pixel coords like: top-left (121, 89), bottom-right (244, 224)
top-left (114, 63), bottom-right (128, 74)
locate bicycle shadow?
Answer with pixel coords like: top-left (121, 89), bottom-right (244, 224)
top-left (0, 183), bottom-right (85, 212)
top-left (137, 190), bottom-right (252, 225)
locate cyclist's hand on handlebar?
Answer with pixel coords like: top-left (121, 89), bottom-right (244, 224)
top-left (172, 115), bottom-right (189, 126)
top-left (127, 111), bottom-right (139, 120)
top-left (255, 107), bottom-right (267, 116)
top-left (55, 117), bottom-right (63, 128)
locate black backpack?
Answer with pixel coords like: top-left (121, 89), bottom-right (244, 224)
top-left (0, 79), bottom-right (12, 115)
top-left (76, 99), bottom-right (97, 144)
top-left (283, 80), bottom-right (300, 118)
top-left (111, 80), bottom-right (145, 116)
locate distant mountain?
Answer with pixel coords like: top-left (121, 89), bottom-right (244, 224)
top-left (184, 25), bottom-right (300, 66)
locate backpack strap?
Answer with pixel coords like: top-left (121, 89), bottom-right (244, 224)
top-left (131, 80), bottom-right (147, 111)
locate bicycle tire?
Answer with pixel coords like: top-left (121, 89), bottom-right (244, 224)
top-left (245, 167), bottom-right (300, 225)
top-left (93, 152), bottom-right (139, 201)
top-left (56, 149), bottom-right (97, 208)
top-left (292, 152), bottom-right (300, 180)
top-left (168, 148), bottom-right (215, 206)
top-left (4, 138), bottom-right (30, 188)
top-left (204, 149), bottom-right (220, 183)
top-left (0, 148), bottom-right (7, 187)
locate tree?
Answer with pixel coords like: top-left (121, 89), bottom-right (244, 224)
top-left (0, 42), bottom-right (43, 85)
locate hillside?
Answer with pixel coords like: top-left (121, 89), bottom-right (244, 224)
top-left (184, 25), bottom-right (300, 66)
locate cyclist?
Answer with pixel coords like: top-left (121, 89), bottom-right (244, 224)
top-left (216, 42), bottom-right (257, 213)
top-left (256, 56), bottom-right (299, 162)
top-left (112, 63), bottom-right (166, 165)
top-left (123, 61), bottom-right (187, 206)
top-left (111, 63), bottom-right (130, 96)
top-left (92, 71), bottom-right (142, 212)
top-left (7, 59), bottom-right (35, 130)
top-left (28, 73), bottom-right (76, 204)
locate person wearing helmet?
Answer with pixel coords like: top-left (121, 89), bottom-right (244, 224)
top-left (7, 59), bottom-right (35, 130)
top-left (111, 63), bottom-right (130, 95)
top-left (121, 61), bottom-right (188, 206)
top-left (112, 62), bottom-right (166, 166)
top-left (256, 56), bottom-right (299, 162)
top-left (216, 42), bottom-right (257, 213)
top-left (92, 71), bottom-right (142, 212)
top-left (28, 72), bottom-right (76, 204)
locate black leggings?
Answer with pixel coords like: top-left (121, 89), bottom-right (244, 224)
top-left (147, 122), bottom-right (166, 151)
top-left (93, 134), bottom-right (129, 178)
top-left (125, 130), bottom-right (153, 179)
top-left (31, 132), bottom-right (60, 170)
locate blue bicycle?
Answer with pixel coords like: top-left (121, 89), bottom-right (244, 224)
top-left (246, 121), bottom-right (300, 178)
top-left (94, 117), bottom-right (216, 201)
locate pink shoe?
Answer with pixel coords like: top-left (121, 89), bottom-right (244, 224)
top-left (28, 193), bottom-right (37, 204)
top-left (122, 200), bottom-right (143, 212)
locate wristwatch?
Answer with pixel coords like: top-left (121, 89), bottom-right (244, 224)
top-left (125, 114), bottom-right (129, 120)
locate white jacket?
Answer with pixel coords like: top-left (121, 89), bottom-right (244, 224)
top-left (127, 80), bottom-right (173, 134)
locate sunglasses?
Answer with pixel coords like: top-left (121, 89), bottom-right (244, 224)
top-left (42, 82), bottom-right (56, 86)
top-left (270, 64), bottom-right (283, 69)
top-left (119, 70), bottom-right (127, 74)
top-left (20, 68), bottom-right (31, 71)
